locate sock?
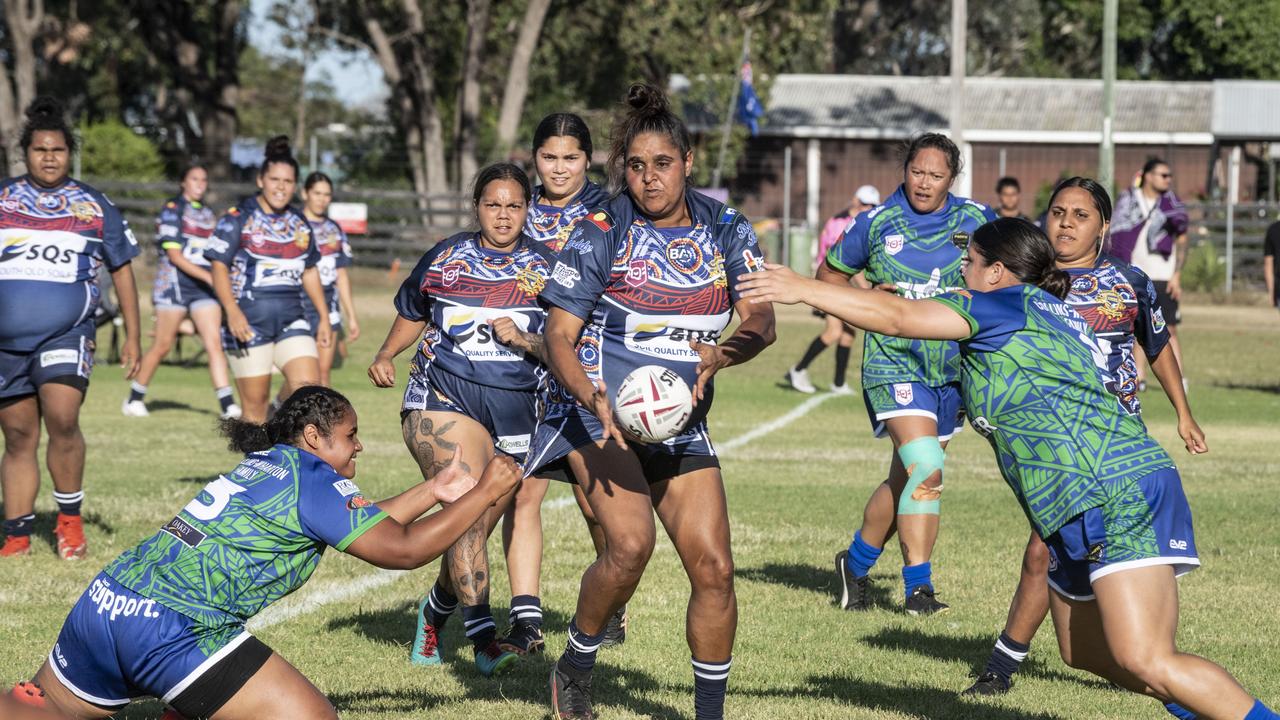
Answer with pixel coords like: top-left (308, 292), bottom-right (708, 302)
top-left (425, 582), bottom-right (457, 628)
top-left (794, 337), bottom-right (828, 371)
top-left (691, 656), bottom-right (732, 720)
top-left (845, 530), bottom-right (883, 578)
top-left (561, 617), bottom-right (604, 673)
top-left (834, 345), bottom-right (851, 386)
top-left (3, 514), bottom-right (35, 538)
top-left (53, 491), bottom-right (84, 517)
top-left (984, 631), bottom-right (1029, 683)
top-left (509, 594), bottom-right (543, 629)
top-left (1246, 700), bottom-right (1280, 720)
top-left (462, 604), bottom-right (496, 650)
top-left (128, 381), bottom-right (147, 403)
top-left (903, 561), bottom-right (933, 599)
top-left (1164, 703), bottom-right (1197, 719)
top-left (215, 386), bottom-right (235, 412)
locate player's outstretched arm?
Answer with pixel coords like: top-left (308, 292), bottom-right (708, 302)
top-left (737, 263), bottom-right (970, 341)
top-left (1149, 345), bottom-right (1207, 454)
top-left (344, 455), bottom-right (521, 570)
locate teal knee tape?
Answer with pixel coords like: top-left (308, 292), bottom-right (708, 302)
top-left (897, 436), bottom-right (945, 515)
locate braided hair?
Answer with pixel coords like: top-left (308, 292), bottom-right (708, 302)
top-left (220, 385), bottom-right (353, 453)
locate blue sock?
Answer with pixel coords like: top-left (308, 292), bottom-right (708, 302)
top-left (692, 656), bottom-right (731, 720)
top-left (1164, 703), bottom-right (1197, 719)
top-left (562, 617), bottom-right (604, 673)
top-left (984, 631), bottom-right (1029, 682)
top-left (509, 594), bottom-right (543, 629)
top-left (425, 581), bottom-right (457, 628)
top-left (1246, 700), bottom-right (1279, 720)
top-left (3, 514), bottom-right (35, 538)
top-left (902, 561), bottom-right (933, 599)
top-left (54, 490), bottom-right (83, 517)
top-left (846, 531), bottom-right (883, 578)
top-left (461, 604), bottom-right (496, 650)
top-left (215, 386), bottom-right (235, 412)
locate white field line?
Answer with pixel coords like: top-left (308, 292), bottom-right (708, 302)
top-left (248, 392), bottom-right (833, 629)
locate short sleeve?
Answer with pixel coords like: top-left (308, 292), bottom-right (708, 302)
top-left (156, 203), bottom-right (182, 250)
top-left (301, 223), bottom-right (320, 268)
top-left (538, 216), bottom-right (617, 321)
top-left (722, 214), bottom-right (766, 304)
top-left (336, 227), bottom-right (353, 269)
top-left (826, 211), bottom-right (872, 275)
top-left (930, 288), bottom-right (1026, 352)
top-left (1130, 268), bottom-right (1170, 362)
top-left (99, 197), bottom-right (139, 271)
top-left (394, 251), bottom-right (434, 321)
top-left (297, 469), bottom-right (388, 552)
top-left (205, 211), bottom-right (243, 265)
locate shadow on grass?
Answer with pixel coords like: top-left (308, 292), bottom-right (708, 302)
top-left (1214, 381), bottom-right (1280, 395)
top-left (175, 474), bottom-right (222, 484)
top-left (736, 561), bottom-right (895, 608)
top-left (798, 674), bottom-right (1065, 720)
top-left (145, 399), bottom-right (216, 416)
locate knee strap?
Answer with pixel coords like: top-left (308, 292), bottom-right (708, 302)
top-left (897, 436), bottom-right (945, 515)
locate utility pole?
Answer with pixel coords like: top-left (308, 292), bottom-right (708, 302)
top-left (1099, 0), bottom-right (1118, 193)
top-left (712, 26), bottom-right (751, 189)
top-left (950, 0), bottom-right (971, 198)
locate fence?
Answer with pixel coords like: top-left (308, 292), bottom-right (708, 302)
top-left (1185, 202), bottom-right (1276, 293)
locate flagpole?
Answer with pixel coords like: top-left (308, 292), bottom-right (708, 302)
top-left (712, 26), bottom-right (751, 189)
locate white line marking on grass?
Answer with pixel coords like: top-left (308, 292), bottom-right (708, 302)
top-left (247, 393), bottom-right (833, 629)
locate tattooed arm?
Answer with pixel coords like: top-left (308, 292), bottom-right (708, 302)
top-left (490, 317), bottom-right (546, 362)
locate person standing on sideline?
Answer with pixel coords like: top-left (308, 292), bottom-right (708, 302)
top-left (1264, 218), bottom-right (1280, 311)
top-left (995, 177), bottom-right (1030, 221)
top-left (1110, 158), bottom-right (1189, 390)
top-left (784, 185), bottom-right (879, 395)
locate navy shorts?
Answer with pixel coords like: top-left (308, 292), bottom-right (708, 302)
top-left (222, 294), bottom-right (312, 350)
top-left (49, 573), bottom-right (270, 716)
top-left (403, 366), bottom-right (538, 463)
top-left (153, 265), bottom-right (218, 312)
top-left (302, 287), bottom-right (342, 335)
top-left (862, 381), bottom-right (964, 441)
top-left (0, 323), bottom-right (94, 401)
top-left (1045, 467), bottom-right (1199, 601)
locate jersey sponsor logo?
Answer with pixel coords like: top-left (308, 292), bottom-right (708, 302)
top-left (495, 434), bottom-right (531, 455)
top-left (54, 643), bottom-right (67, 668)
top-left (1047, 549), bottom-right (1058, 572)
top-left (666, 239), bottom-right (704, 274)
top-left (970, 415), bottom-right (996, 436)
top-left (185, 476), bottom-right (249, 521)
top-left (88, 578), bottom-right (160, 621)
top-left (552, 261), bottom-right (580, 288)
top-left (588, 211), bottom-right (613, 232)
top-left (347, 495), bottom-right (372, 510)
top-left (39, 348), bottom-right (79, 367)
top-left (252, 257), bottom-right (306, 288)
top-left (441, 305), bottom-right (531, 362)
top-left (950, 230), bottom-right (971, 251)
top-left (1169, 539), bottom-right (1188, 551)
top-left (624, 313), bottom-right (726, 361)
top-left (161, 515), bottom-right (208, 548)
top-left (0, 229), bottom-right (86, 283)
top-left (317, 254), bottom-right (339, 286)
top-left (70, 201), bottom-right (99, 223)
top-left (332, 479), bottom-right (360, 497)
top-left (742, 248), bottom-right (765, 273)
top-left (885, 234), bottom-right (905, 255)
top-left (206, 237), bottom-right (230, 255)
top-left (37, 193), bottom-right (63, 210)
top-left (1087, 542), bottom-right (1104, 563)
top-left (625, 259), bottom-right (649, 287)
top-left (564, 228), bottom-right (593, 255)
top-left (157, 224), bottom-right (180, 239)
top-left (1152, 307), bottom-right (1167, 333)
top-left (892, 383), bottom-right (914, 405)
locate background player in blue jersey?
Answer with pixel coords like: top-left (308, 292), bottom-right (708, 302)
top-left (739, 218), bottom-right (1279, 720)
top-left (6, 385), bottom-right (521, 720)
top-left (299, 172), bottom-right (359, 387)
top-left (966, 177), bottom-right (1207, 696)
top-left (530, 84), bottom-right (775, 720)
top-left (123, 165), bottom-right (241, 420)
top-left (823, 133), bottom-right (996, 615)
top-left (205, 136), bottom-right (330, 423)
top-left (368, 163), bottom-right (554, 676)
top-left (0, 97), bottom-right (142, 560)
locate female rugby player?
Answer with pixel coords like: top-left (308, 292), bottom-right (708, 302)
top-left (300, 172), bottom-right (359, 387)
top-left (825, 133), bottom-right (995, 615)
top-left (0, 97), bottom-right (142, 560)
top-left (739, 218), bottom-right (1278, 720)
top-left (527, 83), bottom-right (775, 720)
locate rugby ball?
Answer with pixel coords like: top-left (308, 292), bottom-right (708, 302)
top-left (614, 365), bottom-right (693, 443)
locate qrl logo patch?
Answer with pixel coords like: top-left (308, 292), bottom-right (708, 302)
top-left (442, 265), bottom-right (461, 288)
top-left (625, 259), bottom-right (649, 288)
top-left (885, 234), bottom-right (904, 255)
top-left (892, 383), bottom-right (914, 406)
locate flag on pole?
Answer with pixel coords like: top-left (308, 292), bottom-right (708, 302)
top-left (736, 60), bottom-right (764, 135)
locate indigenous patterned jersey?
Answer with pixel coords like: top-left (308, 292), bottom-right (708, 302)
top-left (395, 232), bottom-right (554, 391)
top-left (827, 185), bottom-right (995, 388)
top-left (0, 175), bottom-right (138, 352)
top-left (103, 444), bottom-right (386, 630)
top-left (931, 285), bottom-right (1173, 537)
top-left (308, 216), bottom-right (352, 290)
top-left (538, 189), bottom-right (764, 418)
top-left (525, 181), bottom-right (608, 253)
top-left (204, 197), bottom-right (318, 301)
top-left (155, 195), bottom-right (216, 269)
top-left (1064, 254), bottom-right (1168, 415)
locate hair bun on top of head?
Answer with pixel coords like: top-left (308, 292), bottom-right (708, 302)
top-left (625, 83), bottom-right (670, 116)
top-left (264, 135), bottom-right (293, 160)
top-left (25, 96), bottom-right (64, 121)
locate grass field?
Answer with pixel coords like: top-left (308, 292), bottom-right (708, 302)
top-left (2, 269), bottom-right (1279, 719)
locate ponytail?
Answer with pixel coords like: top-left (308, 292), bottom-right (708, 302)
top-left (1038, 268), bottom-right (1072, 300)
top-left (219, 386), bottom-right (353, 454)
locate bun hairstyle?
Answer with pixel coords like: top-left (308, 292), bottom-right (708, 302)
top-left (220, 385), bottom-right (353, 454)
top-left (533, 113), bottom-right (593, 160)
top-left (901, 132), bottom-right (961, 179)
top-left (607, 83), bottom-right (691, 191)
top-left (260, 135), bottom-right (299, 179)
top-left (20, 96), bottom-right (77, 155)
top-left (471, 162), bottom-right (532, 206)
top-left (304, 171), bottom-right (333, 192)
top-left (970, 217), bottom-right (1072, 299)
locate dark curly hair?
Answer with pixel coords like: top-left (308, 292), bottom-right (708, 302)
top-left (607, 83), bottom-right (691, 192)
top-left (20, 96), bottom-right (77, 155)
top-left (260, 135), bottom-right (298, 179)
top-left (220, 385), bottom-right (353, 453)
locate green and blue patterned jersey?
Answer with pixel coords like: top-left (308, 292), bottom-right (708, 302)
top-left (103, 444), bottom-right (387, 629)
top-left (930, 285), bottom-right (1174, 537)
top-left (826, 185), bottom-right (995, 388)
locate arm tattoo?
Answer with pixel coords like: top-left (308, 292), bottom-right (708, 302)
top-left (521, 330), bottom-right (547, 363)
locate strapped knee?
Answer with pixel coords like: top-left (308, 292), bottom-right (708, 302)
top-left (897, 436), bottom-right (945, 515)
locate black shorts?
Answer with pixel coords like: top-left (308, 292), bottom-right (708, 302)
top-left (1152, 280), bottom-right (1181, 325)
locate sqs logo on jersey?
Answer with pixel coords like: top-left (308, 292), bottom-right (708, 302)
top-left (885, 234), bottom-right (905, 255)
top-left (624, 313), bottom-right (725, 360)
top-left (892, 383), bottom-right (914, 405)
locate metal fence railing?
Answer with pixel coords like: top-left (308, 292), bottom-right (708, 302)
top-left (1184, 202), bottom-right (1277, 292)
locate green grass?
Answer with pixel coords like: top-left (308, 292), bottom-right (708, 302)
top-left (2, 272), bottom-right (1279, 719)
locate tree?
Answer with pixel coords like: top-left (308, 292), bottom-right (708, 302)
top-left (80, 120), bottom-right (164, 180)
top-left (0, 0), bottom-right (44, 175)
top-left (453, 0), bottom-right (490, 188)
top-left (494, 0), bottom-right (551, 159)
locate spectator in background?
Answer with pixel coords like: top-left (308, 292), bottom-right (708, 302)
top-left (784, 184), bottom-right (879, 395)
top-left (1110, 158), bottom-right (1190, 391)
top-left (995, 177), bottom-right (1030, 221)
top-left (1266, 218), bottom-right (1280, 310)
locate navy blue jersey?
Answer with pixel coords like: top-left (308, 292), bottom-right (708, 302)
top-left (204, 197), bottom-right (318, 301)
top-left (1064, 254), bottom-right (1169, 415)
top-left (308, 216), bottom-right (352, 290)
top-left (155, 195), bottom-right (216, 269)
top-left (0, 175), bottom-right (139, 352)
top-left (395, 232), bottom-right (554, 391)
top-left (538, 189), bottom-right (765, 417)
top-left (526, 181), bottom-right (608, 253)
